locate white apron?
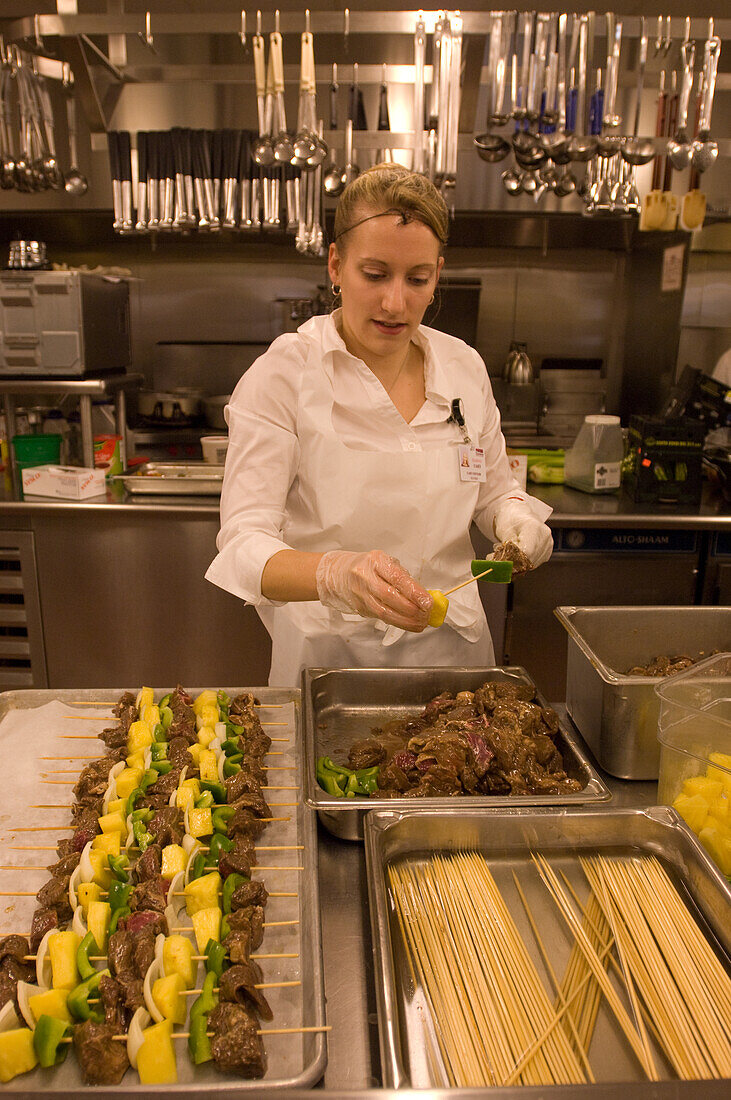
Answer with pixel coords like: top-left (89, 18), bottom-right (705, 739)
top-left (259, 340), bottom-right (495, 686)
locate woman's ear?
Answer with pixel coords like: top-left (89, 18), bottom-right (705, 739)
top-left (436, 255), bottom-right (445, 281)
top-left (328, 242), bottom-right (341, 287)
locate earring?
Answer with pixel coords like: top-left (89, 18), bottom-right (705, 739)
top-left (332, 284), bottom-right (341, 297)
top-left (428, 294), bottom-right (435, 304)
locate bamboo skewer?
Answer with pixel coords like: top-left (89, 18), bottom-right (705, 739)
top-left (56, 1025), bottom-right (330, 1043)
top-left (441, 564), bottom-right (495, 596)
top-left (63, 716), bottom-right (288, 727)
top-left (182, 980), bottom-right (301, 994)
top-left (68, 701), bottom-right (284, 709)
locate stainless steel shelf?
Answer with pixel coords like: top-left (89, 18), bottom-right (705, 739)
top-left (0, 373), bottom-right (143, 396)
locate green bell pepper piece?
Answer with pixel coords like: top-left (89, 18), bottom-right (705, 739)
top-left (150, 759), bottom-right (173, 775)
top-left (321, 756), bottom-right (353, 779)
top-left (195, 791), bottom-right (214, 809)
top-left (67, 969), bottom-right (110, 1024)
top-left (33, 1014), bottom-right (71, 1067)
top-left (160, 705), bottom-right (173, 731)
top-left (140, 768), bottom-right (158, 792)
top-left (208, 832), bottom-right (233, 864)
top-left (204, 938), bottom-right (228, 978)
top-left (159, 692), bottom-right (172, 709)
top-left (150, 742), bottom-right (169, 762)
top-left (190, 971), bottom-right (218, 1020)
top-left (125, 786), bottom-right (144, 816)
top-left (152, 722), bottom-right (166, 742)
top-left (222, 759), bottom-right (241, 779)
top-left (201, 779), bottom-right (227, 804)
top-left (107, 878), bottom-right (133, 911)
top-left (354, 766), bottom-right (380, 794)
top-left (107, 853), bottom-right (130, 882)
top-left (219, 915), bottom-right (231, 941)
top-left (108, 907), bottom-right (130, 936)
top-left (222, 872), bottom-right (247, 915)
top-left (190, 852), bottom-right (207, 881)
top-left (221, 738), bottom-right (240, 756)
top-left (226, 720), bottom-right (245, 737)
top-left (216, 690), bottom-right (230, 717)
top-left (130, 808), bottom-right (153, 824)
top-left (188, 1014), bottom-right (212, 1065)
top-left (133, 818), bottom-right (153, 851)
top-left (316, 760), bottom-right (346, 798)
top-left (211, 806), bottom-right (235, 835)
top-left (76, 931), bottom-right (100, 982)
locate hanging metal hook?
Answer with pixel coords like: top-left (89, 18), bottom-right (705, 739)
top-left (239, 11), bottom-right (247, 49)
top-left (256, 10), bottom-right (262, 38)
top-left (137, 11), bottom-right (157, 54)
top-left (344, 8), bottom-right (350, 53)
top-left (33, 13), bottom-right (44, 53)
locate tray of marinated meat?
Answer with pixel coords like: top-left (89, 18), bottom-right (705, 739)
top-left (364, 805), bottom-right (731, 1090)
top-left (0, 685), bottom-right (326, 1092)
top-left (303, 667), bottom-right (611, 841)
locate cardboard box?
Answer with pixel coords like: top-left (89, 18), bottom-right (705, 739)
top-left (21, 464), bottom-right (107, 500)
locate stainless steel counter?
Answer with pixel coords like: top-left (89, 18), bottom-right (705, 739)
top-left (0, 482), bottom-right (728, 528)
top-left (313, 707), bottom-right (729, 1098)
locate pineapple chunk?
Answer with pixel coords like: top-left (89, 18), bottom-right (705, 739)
top-left (698, 825), bottom-right (731, 877)
top-left (137, 1019), bottom-right (178, 1084)
top-left (184, 871), bottom-right (221, 915)
top-left (161, 845), bottom-right (186, 881)
top-left (87, 901), bottom-right (111, 953)
top-left (186, 743), bottom-right (203, 766)
top-left (152, 973), bottom-right (187, 1024)
top-left (114, 767), bottom-right (144, 799)
top-left (0, 1029), bottom-right (38, 1082)
top-left (28, 988), bottom-right (71, 1024)
top-left (98, 810), bottom-right (126, 835)
top-left (196, 704), bottom-right (220, 731)
top-left (197, 725), bottom-right (217, 748)
top-left (126, 751), bottom-right (146, 770)
top-left (92, 832), bottom-right (121, 858)
top-left (191, 906), bottom-right (222, 953)
top-left (141, 703), bottom-right (161, 728)
top-left (48, 931), bottom-right (81, 990)
top-left (187, 807), bottom-right (213, 839)
top-left (198, 750), bottom-right (218, 784)
top-left (707, 753), bottom-right (731, 794)
top-left (77, 881), bottom-right (102, 916)
top-left (175, 786), bottom-right (195, 812)
top-left (672, 792), bottom-right (710, 835)
top-left (193, 689), bottom-right (218, 715)
top-left (682, 776), bottom-right (723, 800)
top-left (106, 797), bottom-right (127, 816)
top-left (88, 850), bottom-right (113, 890)
top-left (127, 721), bottom-right (153, 755)
top-left (162, 936), bottom-right (196, 988)
top-left (710, 794), bottom-right (730, 822)
top-left (136, 686), bottom-right (154, 710)
top-left (181, 777), bottom-right (201, 797)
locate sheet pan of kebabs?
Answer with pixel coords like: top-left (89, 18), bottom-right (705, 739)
top-left (0, 685), bottom-right (326, 1090)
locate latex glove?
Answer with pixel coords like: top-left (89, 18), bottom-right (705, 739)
top-left (493, 500), bottom-right (554, 569)
top-left (316, 550), bottom-right (432, 632)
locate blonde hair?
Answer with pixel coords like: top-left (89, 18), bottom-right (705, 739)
top-left (333, 162), bottom-right (449, 251)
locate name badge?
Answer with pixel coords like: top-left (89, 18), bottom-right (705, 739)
top-left (458, 444), bottom-right (486, 482)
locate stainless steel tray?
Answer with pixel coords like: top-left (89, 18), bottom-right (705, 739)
top-left (113, 462), bottom-right (224, 495)
top-left (364, 805), bottom-right (731, 1090)
top-left (555, 606), bottom-right (731, 780)
top-left (0, 686), bottom-right (326, 1093)
top-left (303, 667), bottom-right (611, 842)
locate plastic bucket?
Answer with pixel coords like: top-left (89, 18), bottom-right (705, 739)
top-left (12, 433), bottom-right (62, 471)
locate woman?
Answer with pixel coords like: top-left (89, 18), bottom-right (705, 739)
top-left (206, 164), bottom-right (553, 685)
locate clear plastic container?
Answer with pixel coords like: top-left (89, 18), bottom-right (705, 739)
top-left (564, 414), bottom-right (624, 494)
top-left (656, 653), bottom-right (731, 877)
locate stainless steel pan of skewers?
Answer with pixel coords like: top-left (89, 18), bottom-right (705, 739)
top-left (365, 804), bottom-right (731, 1089)
top-left (0, 685), bottom-right (327, 1091)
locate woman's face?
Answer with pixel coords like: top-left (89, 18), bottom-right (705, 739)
top-left (328, 209), bottom-right (443, 367)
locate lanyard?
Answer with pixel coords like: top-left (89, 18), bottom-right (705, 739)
top-left (449, 397), bottom-right (472, 445)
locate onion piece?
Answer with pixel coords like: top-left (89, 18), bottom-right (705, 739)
top-left (143, 747), bottom-right (152, 770)
top-left (183, 841), bottom-right (202, 886)
top-left (142, 955), bottom-right (164, 1023)
top-left (217, 749), bottom-right (226, 783)
top-left (16, 981), bottom-right (42, 1029)
top-left (35, 929), bottom-right (55, 988)
top-left (163, 902), bottom-right (179, 934)
top-left (214, 721), bottom-right (226, 739)
top-left (166, 872), bottom-right (185, 915)
top-left (153, 931), bottom-right (166, 968)
top-left (127, 1005), bottom-right (151, 1069)
top-left (102, 760), bottom-right (126, 813)
top-left (71, 905), bottom-right (88, 939)
top-left (78, 840), bottom-right (94, 884)
top-left (183, 803), bottom-right (191, 837)
top-left (124, 814), bottom-right (135, 851)
top-left (68, 863), bottom-right (83, 910)
top-left (0, 999), bottom-right (20, 1033)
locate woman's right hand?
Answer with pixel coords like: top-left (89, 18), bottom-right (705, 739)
top-left (316, 550), bottom-right (432, 632)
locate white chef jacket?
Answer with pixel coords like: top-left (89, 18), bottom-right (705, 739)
top-left (205, 311), bottom-right (551, 685)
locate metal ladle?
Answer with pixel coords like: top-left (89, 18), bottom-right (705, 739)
top-left (667, 40), bottom-right (695, 170)
top-left (567, 17), bottom-right (598, 162)
top-left (270, 26), bottom-right (294, 164)
top-left (691, 35), bottom-right (721, 173)
top-left (621, 19), bottom-right (654, 167)
top-left (64, 87), bottom-right (87, 195)
top-left (0, 63), bottom-right (16, 189)
top-left (252, 30), bottom-right (275, 167)
top-left (474, 14), bottom-right (510, 163)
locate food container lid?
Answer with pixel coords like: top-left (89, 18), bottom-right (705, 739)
top-left (655, 652), bottom-right (731, 755)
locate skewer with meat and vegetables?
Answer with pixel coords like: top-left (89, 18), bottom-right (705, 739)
top-left (316, 678), bottom-right (582, 800)
top-left (0, 685), bottom-right (317, 1085)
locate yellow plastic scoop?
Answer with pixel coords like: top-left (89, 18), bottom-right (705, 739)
top-left (427, 560), bottom-right (514, 629)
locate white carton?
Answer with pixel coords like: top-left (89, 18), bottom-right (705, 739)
top-left (21, 464), bottom-right (107, 500)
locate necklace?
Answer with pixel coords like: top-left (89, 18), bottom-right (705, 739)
top-left (383, 344), bottom-right (413, 396)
